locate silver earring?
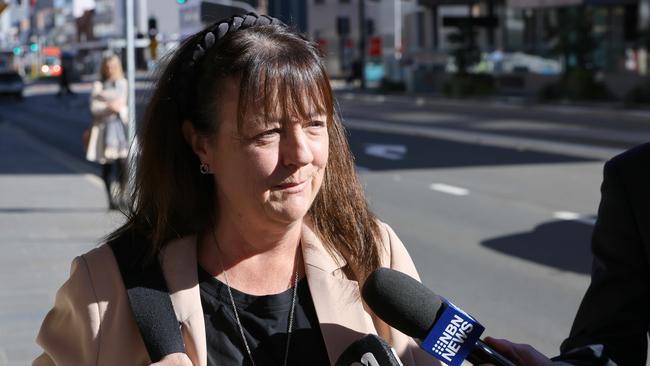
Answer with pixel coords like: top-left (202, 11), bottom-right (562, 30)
top-left (200, 162), bottom-right (210, 175)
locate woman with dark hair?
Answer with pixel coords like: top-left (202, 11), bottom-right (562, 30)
top-left (34, 14), bottom-right (433, 366)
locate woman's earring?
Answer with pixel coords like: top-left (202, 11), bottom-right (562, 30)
top-left (200, 162), bottom-right (210, 175)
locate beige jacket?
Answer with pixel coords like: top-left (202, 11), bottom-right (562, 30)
top-left (85, 79), bottom-right (129, 164)
top-left (33, 221), bottom-right (435, 366)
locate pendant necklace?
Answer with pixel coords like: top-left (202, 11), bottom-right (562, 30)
top-left (213, 232), bottom-right (299, 366)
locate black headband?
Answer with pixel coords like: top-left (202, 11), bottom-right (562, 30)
top-left (176, 13), bottom-right (286, 118)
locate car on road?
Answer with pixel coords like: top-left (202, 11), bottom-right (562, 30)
top-left (0, 70), bottom-right (25, 100)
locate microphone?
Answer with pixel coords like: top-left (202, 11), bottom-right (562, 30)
top-left (335, 334), bottom-right (404, 366)
top-left (362, 268), bottom-right (517, 366)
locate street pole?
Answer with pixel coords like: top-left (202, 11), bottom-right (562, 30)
top-left (125, 0), bottom-right (137, 192)
top-left (395, 0), bottom-right (401, 61)
top-left (487, 0), bottom-right (495, 50)
top-left (358, 0), bottom-right (366, 90)
top-left (392, 0), bottom-right (401, 82)
top-left (136, 0), bottom-right (148, 35)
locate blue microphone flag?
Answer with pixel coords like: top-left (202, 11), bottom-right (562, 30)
top-left (421, 298), bottom-right (485, 366)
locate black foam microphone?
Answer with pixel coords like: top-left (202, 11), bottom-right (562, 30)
top-left (362, 268), bottom-right (516, 366)
top-left (335, 334), bottom-right (404, 366)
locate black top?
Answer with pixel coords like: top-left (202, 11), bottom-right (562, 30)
top-left (555, 142), bottom-right (650, 366)
top-left (199, 266), bottom-right (330, 366)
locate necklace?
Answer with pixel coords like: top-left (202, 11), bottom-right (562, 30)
top-left (212, 232), bottom-right (299, 366)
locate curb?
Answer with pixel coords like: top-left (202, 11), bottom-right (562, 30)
top-left (334, 89), bottom-right (650, 120)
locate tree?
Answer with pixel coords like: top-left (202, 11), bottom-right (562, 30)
top-left (540, 5), bottom-right (611, 100)
top-left (548, 5), bottom-right (599, 75)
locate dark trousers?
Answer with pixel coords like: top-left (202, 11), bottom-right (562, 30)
top-left (101, 159), bottom-right (127, 208)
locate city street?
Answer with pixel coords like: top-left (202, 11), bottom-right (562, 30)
top-left (337, 93), bottom-right (650, 363)
top-left (1, 81), bottom-right (649, 365)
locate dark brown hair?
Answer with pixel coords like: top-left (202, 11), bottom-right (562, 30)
top-left (109, 18), bottom-right (383, 281)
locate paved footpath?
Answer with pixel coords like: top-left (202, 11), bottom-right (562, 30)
top-left (0, 120), bottom-right (126, 366)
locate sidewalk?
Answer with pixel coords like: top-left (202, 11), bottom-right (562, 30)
top-left (0, 121), bottom-right (125, 366)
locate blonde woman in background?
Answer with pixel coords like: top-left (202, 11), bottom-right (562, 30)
top-left (86, 54), bottom-right (129, 210)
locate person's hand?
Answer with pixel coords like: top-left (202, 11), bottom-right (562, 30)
top-left (480, 336), bottom-right (553, 366)
top-left (107, 99), bottom-right (124, 113)
top-left (149, 352), bottom-right (193, 366)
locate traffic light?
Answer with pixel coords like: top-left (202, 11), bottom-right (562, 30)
top-left (336, 17), bottom-right (350, 36)
top-left (368, 36), bottom-right (381, 57)
top-left (176, 0), bottom-right (187, 4)
top-left (30, 43), bottom-right (38, 52)
top-left (366, 19), bottom-right (375, 36)
top-left (148, 17), bottom-right (158, 60)
top-left (148, 17), bottom-right (158, 38)
top-left (12, 47), bottom-right (21, 56)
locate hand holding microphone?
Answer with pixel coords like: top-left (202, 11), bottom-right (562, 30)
top-left (362, 268), bottom-right (518, 366)
top-left (480, 337), bottom-right (553, 366)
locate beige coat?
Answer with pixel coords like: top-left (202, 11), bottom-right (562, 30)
top-left (85, 79), bottom-right (129, 164)
top-left (33, 221), bottom-right (435, 366)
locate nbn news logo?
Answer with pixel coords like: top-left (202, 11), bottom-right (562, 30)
top-left (421, 300), bottom-right (485, 366)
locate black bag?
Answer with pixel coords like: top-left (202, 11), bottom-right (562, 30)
top-left (109, 233), bottom-right (186, 363)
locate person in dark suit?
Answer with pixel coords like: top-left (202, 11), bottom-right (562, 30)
top-left (484, 142), bottom-right (650, 366)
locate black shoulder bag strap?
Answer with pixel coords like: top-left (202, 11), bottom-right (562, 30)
top-left (109, 232), bottom-right (186, 363)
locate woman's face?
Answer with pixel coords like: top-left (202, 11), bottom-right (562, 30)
top-left (105, 58), bottom-right (121, 80)
top-left (207, 79), bottom-right (329, 228)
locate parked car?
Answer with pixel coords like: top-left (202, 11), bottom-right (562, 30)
top-left (0, 70), bottom-right (25, 100)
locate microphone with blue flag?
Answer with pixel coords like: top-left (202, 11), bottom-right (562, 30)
top-left (362, 268), bottom-right (517, 366)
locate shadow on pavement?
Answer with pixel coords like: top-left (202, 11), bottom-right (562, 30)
top-left (0, 84), bottom-right (148, 175)
top-left (348, 128), bottom-right (597, 171)
top-left (0, 91), bottom-right (94, 175)
top-left (481, 219), bottom-right (595, 274)
top-left (0, 95), bottom-right (25, 104)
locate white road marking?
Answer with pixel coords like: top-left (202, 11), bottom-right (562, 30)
top-left (355, 165), bottom-right (370, 172)
top-left (364, 144), bottom-right (407, 160)
top-left (429, 183), bottom-right (470, 196)
top-left (553, 211), bottom-right (597, 226)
